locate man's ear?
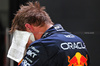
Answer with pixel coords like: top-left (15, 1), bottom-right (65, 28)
top-left (25, 23), bottom-right (33, 32)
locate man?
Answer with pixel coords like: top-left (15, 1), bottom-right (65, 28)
top-left (10, 1), bottom-right (90, 66)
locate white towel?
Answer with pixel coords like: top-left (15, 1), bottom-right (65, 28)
top-left (7, 30), bottom-right (35, 62)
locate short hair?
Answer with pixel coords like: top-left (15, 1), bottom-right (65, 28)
top-left (10, 1), bottom-right (54, 33)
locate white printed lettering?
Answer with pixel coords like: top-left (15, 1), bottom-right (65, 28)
top-left (61, 42), bottom-right (86, 50)
top-left (25, 57), bottom-right (32, 63)
top-left (27, 50), bottom-right (37, 58)
top-left (30, 46), bottom-right (39, 53)
top-left (23, 59), bottom-right (30, 66)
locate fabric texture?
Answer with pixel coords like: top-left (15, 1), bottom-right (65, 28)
top-left (19, 24), bottom-right (90, 66)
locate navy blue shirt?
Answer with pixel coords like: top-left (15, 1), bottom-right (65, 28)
top-left (19, 24), bottom-right (90, 66)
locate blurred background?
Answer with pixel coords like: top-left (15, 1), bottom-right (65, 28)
top-left (0, 0), bottom-right (100, 66)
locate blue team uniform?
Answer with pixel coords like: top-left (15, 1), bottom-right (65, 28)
top-left (19, 24), bottom-right (90, 66)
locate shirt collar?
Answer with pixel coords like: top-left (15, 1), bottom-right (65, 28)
top-left (41, 24), bottom-right (65, 38)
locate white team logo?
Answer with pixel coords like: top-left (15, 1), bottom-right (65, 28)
top-left (64, 34), bottom-right (75, 38)
top-left (61, 42), bottom-right (86, 50)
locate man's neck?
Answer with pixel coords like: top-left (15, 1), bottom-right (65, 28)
top-left (34, 24), bottom-right (53, 40)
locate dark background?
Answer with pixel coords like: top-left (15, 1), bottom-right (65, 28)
top-left (9, 0), bottom-right (100, 66)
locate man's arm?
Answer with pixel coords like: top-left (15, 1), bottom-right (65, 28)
top-left (18, 41), bottom-right (48, 66)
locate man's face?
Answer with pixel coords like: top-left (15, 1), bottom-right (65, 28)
top-left (26, 33), bottom-right (35, 49)
top-left (7, 30), bottom-right (35, 62)
top-left (26, 37), bottom-right (32, 49)
top-left (13, 24), bottom-right (36, 49)
top-left (12, 29), bottom-right (35, 49)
